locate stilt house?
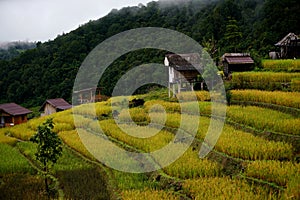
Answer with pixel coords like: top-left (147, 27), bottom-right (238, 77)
top-left (165, 53), bottom-right (202, 97)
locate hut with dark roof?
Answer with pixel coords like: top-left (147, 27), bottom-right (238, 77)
top-left (165, 53), bottom-right (203, 97)
top-left (275, 33), bottom-right (300, 59)
top-left (40, 98), bottom-right (72, 116)
top-left (222, 53), bottom-right (254, 77)
top-left (0, 103), bottom-right (32, 127)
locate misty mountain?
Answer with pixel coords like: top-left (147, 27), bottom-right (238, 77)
top-left (0, 41), bottom-right (36, 60)
top-left (0, 0), bottom-right (299, 107)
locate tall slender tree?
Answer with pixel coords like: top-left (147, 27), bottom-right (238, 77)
top-left (30, 118), bottom-right (62, 195)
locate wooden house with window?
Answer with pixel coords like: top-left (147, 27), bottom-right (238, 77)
top-left (40, 98), bottom-right (72, 116)
top-left (222, 53), bottom-right (254, 77)
top-left (275, 33), bottom-right (300, 59)
top-left (165, 53), bottom-right (202, 97)
top-left (0, 103), bottom-right (32, 127)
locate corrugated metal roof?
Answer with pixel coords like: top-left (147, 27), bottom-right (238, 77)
top-left (0, 103), bottom-right (32, 116)
top-left (225, 56), bottom-right (254, 64)
top-left (40, 98), bottom-right (72, 111)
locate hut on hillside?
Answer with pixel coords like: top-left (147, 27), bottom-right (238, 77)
top-left (40, 98), bottom-right (72, 116)
top-left (222, 53), bottom-right (254, 77)
top-left (165, 53), bottom-right (202, 97)
top-left (73, 87), bottom-right (107, 105)
top-left (0, 103), bottom-right (32, 127)
top-left (275, 33), bottom-right (300, 59)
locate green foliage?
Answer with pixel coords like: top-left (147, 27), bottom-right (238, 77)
top-left (30, 118), bottom-right (63, 194)
top-left (0, 0), bottom-right (299, 106)
top-left (0, 144), bottom-right (35, 174)
top-left (223, 18), bottom-right (242, 52)
top-left (30, 118), bottom-right (63, 168)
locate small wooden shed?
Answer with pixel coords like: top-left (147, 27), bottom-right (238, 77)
top-left (40, 98), bottom-right (72, 116)
top-left (275, 33), bottom-right (300, 59)
top-left (0, 103), bottom-right (32, 127)
top-left (165, 53), bottom-right (202, 97)
top-left (222, 53), bottom-right (254, 77)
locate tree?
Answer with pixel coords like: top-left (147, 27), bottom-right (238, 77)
top-left (224, 18), bottom-right (242, 52)
top-left (201, 48), bottom-right (219, 90)
top-left (30, 118), bottom-right (62, 195)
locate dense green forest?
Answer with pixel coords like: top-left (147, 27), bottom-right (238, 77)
top-left (0, 0), bottom-right (299, 107)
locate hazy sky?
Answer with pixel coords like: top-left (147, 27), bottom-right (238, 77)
top-left (0, 0), bottom-right (154, 42)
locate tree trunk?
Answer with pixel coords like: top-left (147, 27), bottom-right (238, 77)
top-left (43, 161), bottom-right (49, 197)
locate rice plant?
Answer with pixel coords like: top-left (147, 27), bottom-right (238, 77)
top-left (230, 72), bottom-right (300, 91)
top-left (183, 177), bottom-right (280, 200)
top-left (122, 189), bottom-right (180, 200)
top-left (262, 59), bottom-right (300, 72)
top-left (231, 89), bottom-right (300, 109)
top-left (163, 148), bottom-right (222, 179)
top-left (245, 160), bottom-right (300, 186)
top-left (227, 105), bottom-right (300, 135)
top-left (0, 143), bottom-right (35, 174)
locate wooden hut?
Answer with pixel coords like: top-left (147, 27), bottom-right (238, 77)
top-left (165, 53), bottom-right (202, 97)
top-left (222, 53), bottom-right (254, 77)
top-left (0, 103), bottom-right (32, 127)
top-left (73, 87), bottom-right (105, 105)
top-left (275, 33), bottom-right (300, 59)
top-left (40, 98), bottom-right (72, 116)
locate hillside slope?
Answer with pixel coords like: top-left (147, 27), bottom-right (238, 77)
top-left (0, 0), bottom-right (299, 107)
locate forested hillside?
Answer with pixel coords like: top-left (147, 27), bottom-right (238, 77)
top-left (0, 0), bottom-right (299, 107)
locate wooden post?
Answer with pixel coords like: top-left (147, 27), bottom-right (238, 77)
top-left (79, 93), bottom-right (83, 104)
top-left (172, 84), bottom-right (176, 97)
top-left (168, 82), bottom-right (171, 98)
